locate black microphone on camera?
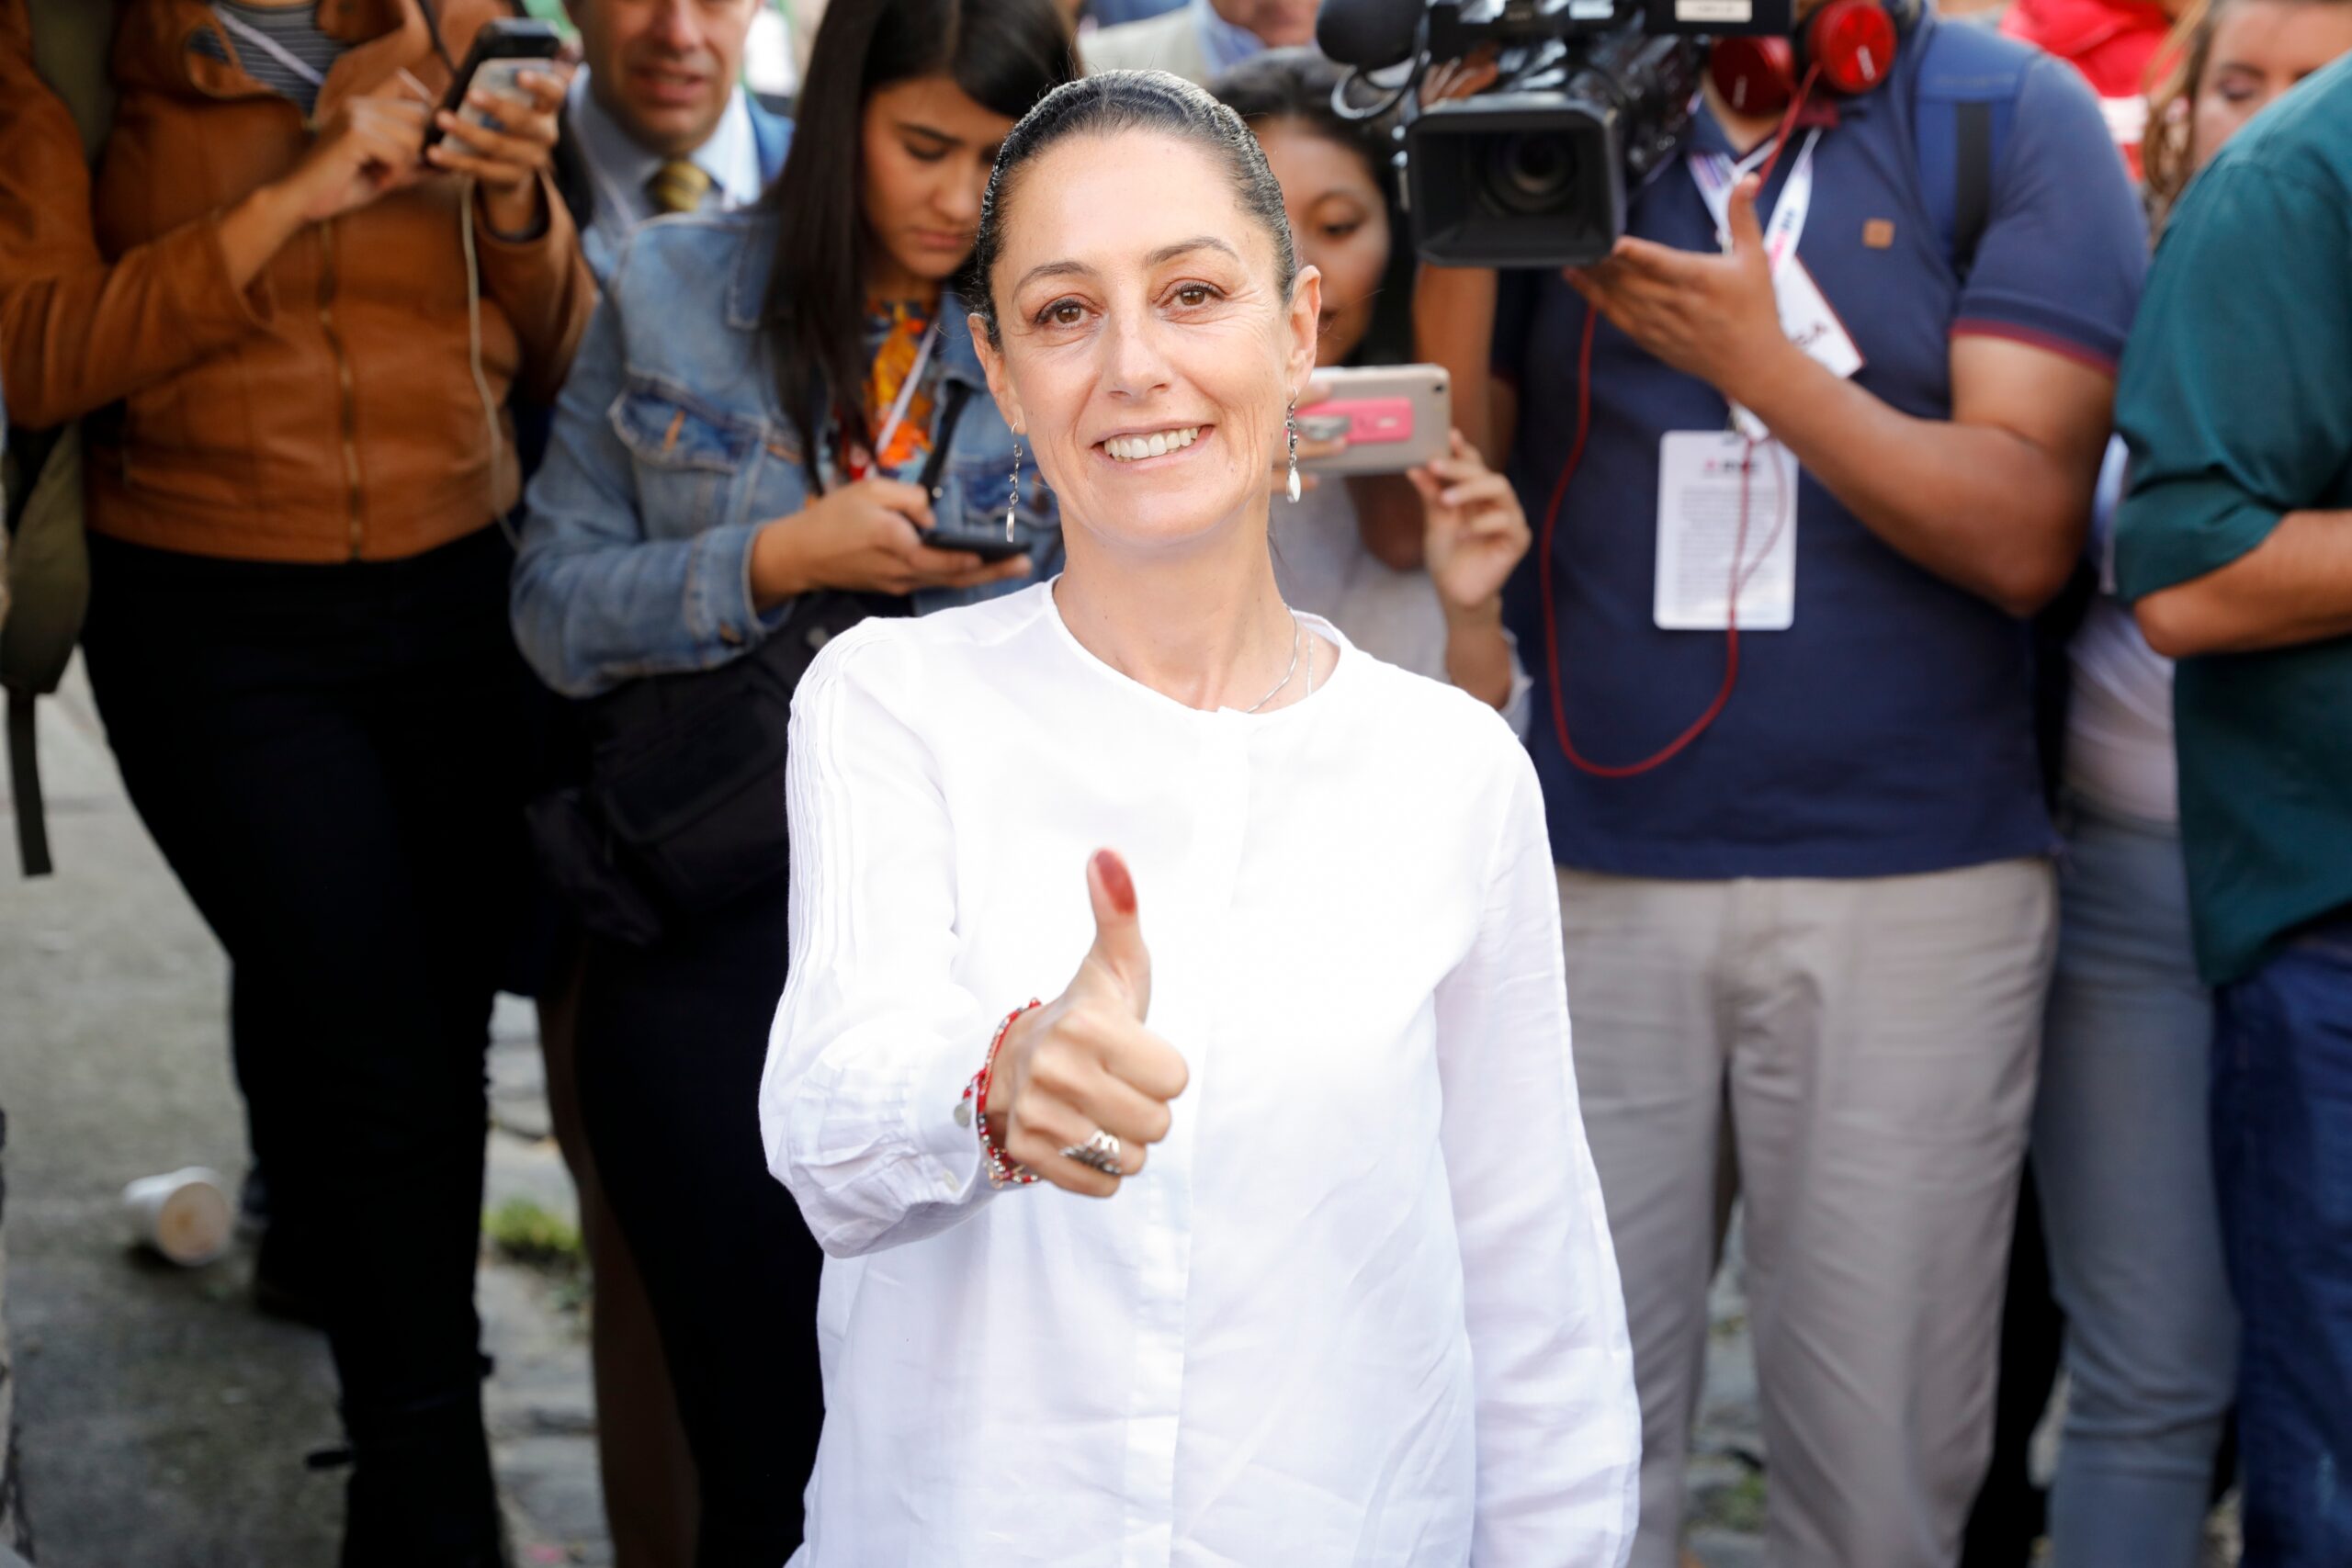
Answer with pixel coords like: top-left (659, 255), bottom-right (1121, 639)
top-left (1315, 0), bottom-right (1426, 72)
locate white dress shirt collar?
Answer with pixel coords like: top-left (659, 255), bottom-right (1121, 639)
top-left (568, 66), bottom-right (763, 246)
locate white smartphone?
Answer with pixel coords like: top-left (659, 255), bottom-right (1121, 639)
top-left (1295, 364), bottom-right (1453, 477)
top-left (424, 19), bottom-right (564, 154)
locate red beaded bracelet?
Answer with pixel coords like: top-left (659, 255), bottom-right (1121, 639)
top-left (964, 999), bottom-right (1043, 1189)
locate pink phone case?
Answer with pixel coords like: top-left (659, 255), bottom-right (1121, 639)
top-left (1294, 367), bottom-right (1453, 476)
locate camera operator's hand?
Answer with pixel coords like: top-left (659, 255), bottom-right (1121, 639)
top-left (1420, 47), bottom-right (1500, 107)
top-left (1409, 431), bottom-right (1530, 617)
top-left (428, 66), bottom-right (571, 239)
top-left (748, 479), bottom-right (1033, 605)
top-left (1565, 174), bottom-right (1797, 411)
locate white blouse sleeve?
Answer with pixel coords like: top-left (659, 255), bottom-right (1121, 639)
top-left (1434, 744), bottom-right (1641, 1567)
top-left (760, 627), bottom-right (1000, 1258)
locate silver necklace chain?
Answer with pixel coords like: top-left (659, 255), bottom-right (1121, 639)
top-left (1243, 610), bottom-right (1306, 715)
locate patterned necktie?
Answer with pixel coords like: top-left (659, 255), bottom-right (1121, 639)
top-left (647, 159), bottom-right (713, 216)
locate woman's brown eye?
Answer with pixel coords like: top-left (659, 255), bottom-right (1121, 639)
top-left (1176, 285), bottom-right (1212, 307)
top-left (1050, 302), bottom-right (1082, 325)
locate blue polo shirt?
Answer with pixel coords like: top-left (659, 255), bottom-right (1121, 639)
top-left (1495, 17), bottom-right (2145, 879)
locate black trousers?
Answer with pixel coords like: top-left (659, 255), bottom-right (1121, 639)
top-left (81, 530), bottom-right (536, 1549)
top-left (576, 874), bottom-right (826, 1567)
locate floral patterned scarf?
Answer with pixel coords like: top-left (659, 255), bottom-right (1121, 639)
top-left (848, 295), bottom-right (939, 479)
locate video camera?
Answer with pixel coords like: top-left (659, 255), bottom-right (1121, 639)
top-left (1317, 0), bottom-right (1793, 267)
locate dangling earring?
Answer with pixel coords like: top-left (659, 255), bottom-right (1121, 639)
top-left (1006, 436), bottom-right (1022, 542)
top-left (1284, 398), bottom-right (1301, 504)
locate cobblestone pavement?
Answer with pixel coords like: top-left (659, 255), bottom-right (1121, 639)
top-left (1679, 1227), bottom-right (2241, 1568)
top-left (1, 661), bottom-right (609, 1567)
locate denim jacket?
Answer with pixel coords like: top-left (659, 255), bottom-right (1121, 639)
top-left (512, 209), bottom-right (1056, 698)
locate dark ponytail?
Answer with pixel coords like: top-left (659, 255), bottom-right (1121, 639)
top-left (763, 0), bottom-right (1077, 484)
top-left (971, 70), bottom-right (1299, 346)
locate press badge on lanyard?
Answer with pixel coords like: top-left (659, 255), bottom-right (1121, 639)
top-left (1653, 130), bottom-right (1856, 631)
top-left (1655, 434), bottom-right (1798, 630)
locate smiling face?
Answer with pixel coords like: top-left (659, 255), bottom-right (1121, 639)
top-left (974, 129), bottom-right (1320, 554)
top-left (1253, 118), bottom-right (1391, 368)
top-left (2190, 0), bottom-right (2352, 169)
top-left (860, 74), bottom-right (1020, 297)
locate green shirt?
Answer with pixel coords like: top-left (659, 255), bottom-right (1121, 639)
top-left (2113, 53), bottom-right (2352, 987)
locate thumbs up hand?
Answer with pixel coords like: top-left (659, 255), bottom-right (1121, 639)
top-left (984, 850), bottom-right (1190, 1197)
top-left (1561, 172), bottom-right (1797, 412)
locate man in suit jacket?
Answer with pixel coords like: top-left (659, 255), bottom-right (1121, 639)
top-left (558, 0), bottom-right (792, 280)
top-left (1080, 0), bottom-right (1317, 85)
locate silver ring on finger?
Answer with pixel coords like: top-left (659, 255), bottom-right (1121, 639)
top-left (1059, 1127), bottom-right (1124, 1177)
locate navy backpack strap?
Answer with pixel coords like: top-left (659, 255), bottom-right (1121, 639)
top-left (1911, 18), bottom-right (2036, 281)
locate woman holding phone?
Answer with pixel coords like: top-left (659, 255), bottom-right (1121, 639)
top-left (1213, 50), bottom-right (1531, 721)
top-left (510, 0), bottom-right (1071, 1558)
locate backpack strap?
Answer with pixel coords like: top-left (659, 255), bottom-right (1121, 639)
top-left (1911, 19), bottom-right (2037, 282)
top-left (1, 426), bottom-right (87, 879)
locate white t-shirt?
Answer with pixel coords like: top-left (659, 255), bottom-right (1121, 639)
top-left (1272, 479), bottom-right (1532, 734)
top-left (2065, 436), bottom-right (2178, 824)
top-left (761, 582), bottom-right (1637, 1565)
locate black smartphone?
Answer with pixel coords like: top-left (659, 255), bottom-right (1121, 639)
top-left (916, 384), bottom-right (1032, 562)
top-left (423, 19), bottom-right (563, 151)
top-left (923, 528), bottom-right (1032, 563)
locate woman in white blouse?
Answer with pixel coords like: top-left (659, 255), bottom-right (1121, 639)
top-left (761, 69), bottom-right (1638, 1566)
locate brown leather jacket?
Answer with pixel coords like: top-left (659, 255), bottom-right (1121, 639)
top-left (0, 0), bottom-right (595, 563)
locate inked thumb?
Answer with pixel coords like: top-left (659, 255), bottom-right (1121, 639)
top-left (1085, 848), bottom-right (1152, 1020)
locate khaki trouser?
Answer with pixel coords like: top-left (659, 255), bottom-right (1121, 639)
top-left (1557, 860), bottom-right (2057, 1568)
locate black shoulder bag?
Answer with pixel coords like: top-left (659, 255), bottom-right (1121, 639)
top-left (526, 588), bottom-right (902, 946)
top-left (526, 384), bottom-right (976, 946)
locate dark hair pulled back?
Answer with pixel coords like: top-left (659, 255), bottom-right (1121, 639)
top-left (1210, 49), bottom-right (1415, 367)
top-left (971, 70), bottom-right (1298, 345)
top-left (763, 0), bottom-right (1077, 482)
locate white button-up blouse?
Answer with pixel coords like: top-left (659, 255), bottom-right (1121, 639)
top-left (761, 582), bottom-right (1638, 1567)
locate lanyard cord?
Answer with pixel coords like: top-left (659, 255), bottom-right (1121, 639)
top-left (1538, 67), bottom-right (1816, 780)
top-left (1748, 64), bottom-right (1824, 190)
top-left (842, 318), bottom-right (943, 482)
top-left (870, 320), bottom-right (942, 463)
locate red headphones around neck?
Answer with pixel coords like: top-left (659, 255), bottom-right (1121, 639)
top-left (1707, 0), bottom-right (1920, 117)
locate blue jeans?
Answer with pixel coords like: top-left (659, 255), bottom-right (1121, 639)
top-left (2034, 798), bottom-right (2237, 1568)
top-left (2215, 915), bottom-right (2352, 1567)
